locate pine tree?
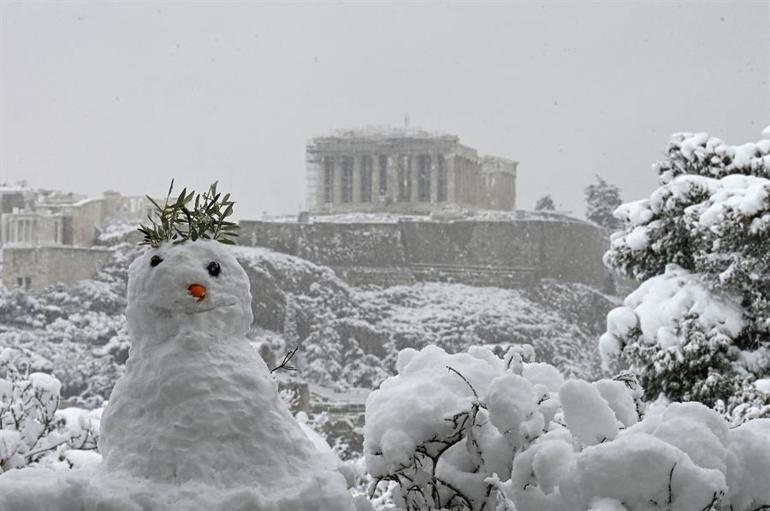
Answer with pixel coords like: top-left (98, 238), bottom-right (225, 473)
top-left (584, 175), bottom-right (622, 231)
top-left (601, 131), bottom-right (770, 422)
top-left (534, 194), bottom-right (556, 211)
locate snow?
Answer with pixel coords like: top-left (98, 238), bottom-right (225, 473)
top-left (521, 362), bottom-right (564, 392)
top-left (364, 345), bottom-right (498, 476)
top-left (755, 378), bottom-right (770, 393)
top-left (560, 379), bottom-right (619, 445)
top-left (663, 132), bottom-right (770, 179)
top-left (62, 449), bottom-right (102, 469)
top-left (565, 433), bottom-right (726, 510)
top-left (0, 430), bottom-right (22, 461)
top-left (29, 372), bottom-right (62, 400)
top-left (600, 264), bottom-right (747, 373)
top-left (598, 332), bottom-right (622, 369)
top-left (623, 226), bottom-right (649, 250)
top-left (605, 306), bottom-right (638, 337)
top-left (613, 199), bottom-right (652, 225)
top-left (593, 379), bottom-right (638, 428)
top-left (697, 175), bottom-right (770, 227)
top-left (97, 221), bottom-right (138, 243)
top-left (678, 132), bottom-right (710, 160)
top-left (351, 280), bottom-right (607, 379)
top-left (726, 419), bottom-right (770, 510)
top-left (614, 264), bottom-right (743, 346)
top-left (365, 344), bottom-right (770, 510)
top-left (589, 497), bottom-right (627, 511)
top-left (486, 374), bottom-right (540, 440)
top-left (0, 239), bottom-right (354, 510)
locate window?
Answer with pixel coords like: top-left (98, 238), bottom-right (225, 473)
top-left (24, 277), bottom-right (31, 290)
top-left (397, 155), bottom-right (411, 201)
top-left (360, 156), bottom-right (373, 203)
top-left (16, 277), bottom-right (23, 288)
top-left (341, 157), bottom-right (354, 203)
top-left (417, 154), bottom-right (431, 202)
top-left (378, 155), bottom-right (388, 195)
top-left (437, 154), bottom-right (447, 202)
top-left (323, 157), bottom-right (334, 204)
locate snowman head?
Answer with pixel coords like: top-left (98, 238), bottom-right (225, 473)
top-left (126, 239), bottom-right (253, 341)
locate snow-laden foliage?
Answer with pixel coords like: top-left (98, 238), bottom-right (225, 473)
top-left (0, 348), bottom-right (101, 473)
top-left (364, 344), bottom-right (770, 511)
top-left (585, 175), bottom-right (622, 231)
top-left (603, 132), bottom-right (770, 420)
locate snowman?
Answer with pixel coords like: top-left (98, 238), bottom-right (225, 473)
top-left (0, 185), bottom-right (357, 510)
top-left (97, 237), bottom-right (355, 509)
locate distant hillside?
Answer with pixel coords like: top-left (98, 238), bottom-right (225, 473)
top-left (0, 243), bottom-right (619, 406)
top-left (237, 246), bottom-right (617, 387)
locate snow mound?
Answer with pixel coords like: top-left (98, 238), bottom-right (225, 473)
top-left (364, 344), bottom-right (770, 510)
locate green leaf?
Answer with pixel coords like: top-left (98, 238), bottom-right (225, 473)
top-left (137, 180), bottom-right (238, 247)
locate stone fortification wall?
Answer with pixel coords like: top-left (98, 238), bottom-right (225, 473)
top-left (239, 216), bottom-right (609, 290)
top-left (298, 223), bottom-right (406, 267)
top-left (2, 246), bottom-right (113, 291)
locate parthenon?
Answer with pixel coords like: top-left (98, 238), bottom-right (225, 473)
top-left (305, 127), bottom-right (517, 214)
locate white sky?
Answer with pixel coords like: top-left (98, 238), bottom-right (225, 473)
top-left (1, 1), bottom-right (768, 220)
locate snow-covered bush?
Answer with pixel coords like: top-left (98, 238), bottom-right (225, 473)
top-left (602, 131), bottom-right (770, 419)
top-left (364, 344), bottom-right (770, 511)
top-left (0, 348), bottom-right (100, 473)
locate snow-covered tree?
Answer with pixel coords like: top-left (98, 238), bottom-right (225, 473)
top-left (601, 131), bottom-right (770, 421)
top-left (364, 344), bottom-right (770, 511)
top-left (585, 174), bottom-right (622, 231)
top-left (534, 194), bottom-right (556, 211)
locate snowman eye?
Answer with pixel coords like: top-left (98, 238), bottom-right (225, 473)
top-left (150, 255), bottom-right (163, 267)
top-left (207, 261), bottom-right (221, 277)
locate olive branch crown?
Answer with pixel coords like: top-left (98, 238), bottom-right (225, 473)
top-left (138, 180), bottom-right (238, 248)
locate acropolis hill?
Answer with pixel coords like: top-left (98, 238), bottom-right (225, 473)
top-left (240, 127), bottom-right (611, 291)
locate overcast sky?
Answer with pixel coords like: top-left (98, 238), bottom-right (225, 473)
top-left (1, 1), bottom-right (768, 220)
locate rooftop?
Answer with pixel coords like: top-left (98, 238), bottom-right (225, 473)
top-left (312, 125), bottom-right (458, 144)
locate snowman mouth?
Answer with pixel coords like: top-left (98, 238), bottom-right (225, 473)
top-left (190, 302), bottom-right (238, 314)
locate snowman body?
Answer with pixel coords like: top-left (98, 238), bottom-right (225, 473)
top-left (98, 240), bottom-right (353, 509)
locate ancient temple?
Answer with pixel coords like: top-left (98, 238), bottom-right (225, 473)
top-left (305, 127), bottom-right (516, 214)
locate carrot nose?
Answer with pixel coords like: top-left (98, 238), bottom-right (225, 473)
top-left (187, 284), bottom-right (207, 302)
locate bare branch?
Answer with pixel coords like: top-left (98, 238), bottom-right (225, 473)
top-left (271, 345), bottom-right (300, 374)
top-left (446, 365), bottom-right (479, 401)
